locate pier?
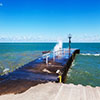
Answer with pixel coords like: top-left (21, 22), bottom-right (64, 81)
top-left (0, 48), bottom-right (79, 95)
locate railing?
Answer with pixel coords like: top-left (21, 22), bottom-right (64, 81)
top-left (42, 48), bottom-right (73, 65)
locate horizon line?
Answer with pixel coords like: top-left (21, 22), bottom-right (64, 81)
top-left (0, 41), bottom-right (100, 43)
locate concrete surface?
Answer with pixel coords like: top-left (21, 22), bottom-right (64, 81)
top-left (0, 82), bottom-right (100, 100)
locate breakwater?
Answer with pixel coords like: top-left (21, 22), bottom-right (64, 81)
top-left (62, 49), bottom-right (80, 82)
top-left (0, 48), bottom-right (80, 95)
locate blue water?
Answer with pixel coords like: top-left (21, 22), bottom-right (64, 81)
top-left (0, 43), bottom-right (56, 75)
top-left (65, 43), bottom-right (100, 87)
top-left (0, 43), bottom-right (100, 87)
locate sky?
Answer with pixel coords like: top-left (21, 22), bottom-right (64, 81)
top-left (0, 0), bottom-right (100, 42)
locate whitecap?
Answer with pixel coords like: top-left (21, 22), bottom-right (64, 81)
top-left (3, 68), bottom-right (10, 74)
top-left (80, 53), bottom-right (100, 56)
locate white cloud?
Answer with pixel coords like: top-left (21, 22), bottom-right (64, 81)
top-left (0, 33), bottom-right (100, 43)
top-left (0, 3), bottom-right (3, 7)
top-left (62, 33), bottom-right (100, 43)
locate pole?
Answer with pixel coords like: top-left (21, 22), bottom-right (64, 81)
top-left (46, 56), bottom-right (49, 66)
top-left (69, 37), bottom-right (71, 56)
top-left (68, 34), bottom-right (71, 57)
top-left (53, 51), bottom-right (55, 61)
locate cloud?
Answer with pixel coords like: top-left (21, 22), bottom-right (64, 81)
top-left (0, 3), bottom-right (3, 7)
top-left (0, 33), bottom-right (100, 43)
top-left (71, 33), bottom-right (100, 42)
top-left (0, 35), bottom-right (49, 42)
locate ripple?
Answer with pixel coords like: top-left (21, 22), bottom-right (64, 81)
top-left (0, 51), bottom-right (42, 75)
top-left (66, 54), bottom-right (100, 87)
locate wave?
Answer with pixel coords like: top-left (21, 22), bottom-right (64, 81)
top-left (80, 53), bottom-right (100, 56)
top-left (71, 60), bottom-right (76, 67)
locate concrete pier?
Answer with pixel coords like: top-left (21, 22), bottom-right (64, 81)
top-left (0, 48), bottom-right (79, 95)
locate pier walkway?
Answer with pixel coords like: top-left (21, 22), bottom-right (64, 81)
top-left (0, 48), bottom-right (80, 95)
top-left (0, 49), bottom-right (79, 83)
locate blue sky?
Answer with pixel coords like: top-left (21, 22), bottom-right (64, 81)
top-left (0, 0), bottom-right (100, 42)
